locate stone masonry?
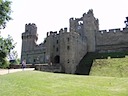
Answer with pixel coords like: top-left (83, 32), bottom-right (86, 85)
top-left (21, 9), bottom-right (128, 74)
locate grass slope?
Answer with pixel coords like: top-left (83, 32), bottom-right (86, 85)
top-left (90, 57), bottom-right (128, 77)
top-left (0, 71), bottom-right (128, 96)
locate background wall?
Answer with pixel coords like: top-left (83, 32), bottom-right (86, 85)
top-left (96, 28), bottom-right (128, 52)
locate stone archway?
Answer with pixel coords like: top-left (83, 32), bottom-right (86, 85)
top-left (54, 55), bottom-right (60, 63)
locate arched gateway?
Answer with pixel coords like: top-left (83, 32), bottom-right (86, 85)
top-left (54, 55), bottom-right (60, 63)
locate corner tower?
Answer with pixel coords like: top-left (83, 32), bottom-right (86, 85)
top-left (21, 23), bottom-right (38, 62)
top-left (83, 9), bottom-right (99, 52)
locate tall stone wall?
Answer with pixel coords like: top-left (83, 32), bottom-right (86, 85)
top-left (59, 32), bottom-right (70, 73)
top-left (21, 23), bottom-right (46, 64)
top-left (69, 9), bottom-right (99, 52)
top-left (45, 31), bottom-right (60, 63)
top-left (59, 30), bottom-right (87, 73)
top-left (96, 28), bottom-right (128, 52)
top-left (21, 9), bottom-right (128, 74)
top-left (83, 9), bottom-right (99, 52)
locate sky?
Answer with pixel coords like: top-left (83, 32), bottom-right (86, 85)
top-left (1, 0), bottom-right (128, 58)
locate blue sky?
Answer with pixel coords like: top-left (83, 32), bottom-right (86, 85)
top-left (1, 0), bottom-right (128, 58)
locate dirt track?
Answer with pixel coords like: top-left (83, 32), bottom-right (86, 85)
top-left (0, 68), bottom-right (35, 75)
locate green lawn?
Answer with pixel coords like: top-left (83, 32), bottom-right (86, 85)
top-left (90, 57), bottom-right (128, 77)
top-left (0, 71), bottom-right (128, 96)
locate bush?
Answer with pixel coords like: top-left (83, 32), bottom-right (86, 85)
top-left (0, 57), bottom-right (10, 68)
top-left (9, 58), bottom-right (20, 65)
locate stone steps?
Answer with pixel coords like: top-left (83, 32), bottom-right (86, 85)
top-left (35, 64), bottom-right (61, 73)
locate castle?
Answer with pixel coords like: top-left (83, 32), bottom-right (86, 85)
top-left (21, 9), bottom-right (128, 74)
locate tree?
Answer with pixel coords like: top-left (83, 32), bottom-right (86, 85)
top-left (0, 0), bottom-right (12, 29)
top-left (0, 0), bottom-right (13, 68)
top-left (0, 35), bottom-right (15, 68)
top-left (9, 50), bottom-right (20, 65)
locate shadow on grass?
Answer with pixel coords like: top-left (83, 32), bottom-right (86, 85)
top-left (75, 51), bottom-right (128, 75)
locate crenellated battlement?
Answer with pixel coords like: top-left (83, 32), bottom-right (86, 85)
top-left (59, 27), bottom-right (68, 33)
top-left (96, 27), bottom-right (128, 50)
top-left (70, 17), bottom-right (82, 21)
top-left (25, 23), bottom-right (37, 34)
top-left (46, 31), bottom-right (58, 37)
top-left (83, 9), bottom-right (94, 17)
top-left (25, 23), bottom-right (37, 27)
top-left (98, 28), bottom-right (128, 34)
top-left (46, 27), bottom-right (69, 37)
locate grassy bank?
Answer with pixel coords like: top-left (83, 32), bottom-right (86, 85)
top-left (90, 57), bottom-right (128, 77)
top-left (0, 71), bottom-right (128, 96)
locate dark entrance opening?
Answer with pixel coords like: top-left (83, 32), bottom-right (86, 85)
top-left (54, 55), bottom-right (60, 63)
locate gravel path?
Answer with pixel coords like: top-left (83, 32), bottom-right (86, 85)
top-left (0, 68), bottom-right (35, 75)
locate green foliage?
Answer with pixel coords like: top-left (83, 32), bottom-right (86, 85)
top-left (0, 35), bottom-right (15, 68)
top-left (9, 50), bottom-right (20, 65)
top-left (16, 58), bottom-right (20, 64)
top-left (0, 0), bottom-right (12, 29)
top-left (10, 58), bottom-right (20, 65)
top-left (0, 0), bottom-right (13, 67)
top-left (0, 71), bottom-right (128, 96)
top-left (76, 52), bottom-right (128, 75)
top-left (0, 35), bottom-right (15, 54)
top-left (0, 57), bottom-right (9, 68)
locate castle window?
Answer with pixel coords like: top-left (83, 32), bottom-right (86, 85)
top-left (67, 46), bottom-right (70, 50)
top-left (56, 47), bottom-right (58, 52)
top-left (67, 38), bottom-right (70, 42)
top-left (56, 40), bottom-right (58, 44)
top-left (67, 59), bottom-right (70, 63)
top-left (34, 59), bottom-right (36, 63)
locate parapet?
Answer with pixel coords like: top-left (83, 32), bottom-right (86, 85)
top-left (98, 28), bottom-right (128, 35)
top-left (59, 28), bottom-right (63, 33)
top-left (59, 27), bottom-right (68, 34)
top-left (64, 28), bottom-right (67, 32)
top-left (70, 17), bottom-right (83, 22)
top-left (109, 28), bottom-right (121, 32)
top-left (99, 30), bottom-right (107, 34)
top-left (87, 9), bottom-right (93, 15)
top-left (83, 9), bottom-right (94, 17)
top-left (99, 28), bottom-right (121, 34)
top-left (47, 27), bottom-right (70, 38)
top-left (46, 30), bottom-right (60, 37)
top-left (69, 17), bottom-right (74, 21)
top-left (25, 23), bottom-right (37, 34)
top-left (25, 23), bottom-right (37, 28)
top-left (123, 28), bottom-right (128, 32)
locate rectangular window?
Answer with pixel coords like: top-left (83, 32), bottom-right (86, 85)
top-left (67, 38), bottom-right (70, 42)
top-left (67, 46), bottom-right (70, 50)
top-left (56, 40), bottom-right (58, 44)
top-left (67, 59), bottom-right (69, 63)
top-left (56, 47), bottom-right (58, 52)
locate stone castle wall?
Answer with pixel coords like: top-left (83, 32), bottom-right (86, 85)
top-left (96, 28), bottom-right (128, 52)
top-left (21, 9), bottom-right (128, 74)
top-left (59, 31), bottom-right (87, 73)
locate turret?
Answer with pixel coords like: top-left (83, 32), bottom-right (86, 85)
top-left (69, 18), bottom-right (77, 32)
top-left (83, 9), bottom-right (99, 52)
top-left (21, 23), bottom-right (38, 52)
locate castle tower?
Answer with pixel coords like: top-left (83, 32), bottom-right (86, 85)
top-left (21, 23), bottom-right (38, 62)
top-left (45, 31), bottom-right (55, 63)
top-left (83, 9), bottom-right (99, 52)
top-left (69, 18), bottom-right (77, 32)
